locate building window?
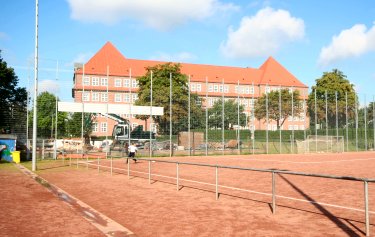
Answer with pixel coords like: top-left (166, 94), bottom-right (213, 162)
top-left (288, 125), bottom-right (293, 130)
top-left (224, 85), bottom-right (229, 93)
top-left (214, 84), bottom-right (218, 92)
top-left (294, 125), bottom-right (299, 130)
top-left (92, 92), bottom-right (99, 102)
top-left (242, 99), bottom-right (248, 107)
top-left (82, 92), bottom-right (90, 101)
top-left (265, 86), bottom-right (270, 94)
top-left (92, 77), bottom-right (99, 86)
top-left (115, 93), bottom-right (122, 102)
top-left (101, 92), bottom-right (108, 102)
top-left (101, 122), bottom-right (107, 132)
top-left (249, 99), bottom-right (254, 107)
top-left (244, 86), bottom-right (250, 94)
top-left (300, 125), bottom-right (305, 130)
top-left (132, 79), bottom-right (138, 88)
top-left (300, 114), bottom-right (305, 121)
top-left (132, 93), bottom-right (138, 102)
top-left (83, 76), bottom-right (90, 86)
top-left (196, 84), bottom-right (201, 92)
top-left (208, 84), bottom-right (213, 92)
top-left (123, 94), bottom-right (130, 103)
top-left (101, 78), bottom-right (108, 86)
top-left (93, 122), bottom-right (98, 132)
top-left (123, 79), bottom-right (130, 88)
top-left (250, 86), bottom-right (254, 94)
top-left (190, 83), bottom-right (196, 91)
top-left (115, 78), bottom-right (122, 87)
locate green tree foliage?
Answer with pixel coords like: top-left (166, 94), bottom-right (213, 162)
top-left (135, 63), bottom-right (203, 134)
top-left (208, 99), bottom-right (247, 129)
top-left (307, 69), bottom-right (357, 128)
top-left (254, 89), bottom-right (303, 129)
top-left (66, 113), bottom-right (96, 144)
top-left (0, 52), bottom-right (27, 132)
top-left (28, 92), bottom-right (68, 138)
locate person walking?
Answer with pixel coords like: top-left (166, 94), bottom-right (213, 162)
top-left (128, 143), bottom-right (138, 163)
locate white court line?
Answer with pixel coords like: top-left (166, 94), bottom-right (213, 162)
top-left (78, 161), bottom-right (375, 215)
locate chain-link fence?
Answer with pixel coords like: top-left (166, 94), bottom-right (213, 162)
top-left (8, 60), bottom-right (374, 161)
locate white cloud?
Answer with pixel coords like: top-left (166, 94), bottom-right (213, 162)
top-left (318, 23), bottom-right (375, 66)
top-left (220, 7), bottom-right (305, 58)
top-left (39, 80), bottom-right (60, 94)
top-left (150, 51), bottom-right (197, 62)
top-left (67, 0), bottom-right (238, 30)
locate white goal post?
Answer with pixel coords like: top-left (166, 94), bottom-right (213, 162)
top-left (296, 135), bottom-right (344, 154)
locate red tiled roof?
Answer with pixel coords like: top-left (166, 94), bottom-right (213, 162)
top-left (259, 56), bottom-right (306, 87)
top-left (76, 42), bottom-right (307, 88)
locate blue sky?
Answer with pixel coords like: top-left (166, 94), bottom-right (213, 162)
top-left (1, 0), bottom-right (375, 103)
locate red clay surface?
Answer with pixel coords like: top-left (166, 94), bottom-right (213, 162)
top-left (3, 151), bottom-right (375, 236)
top-left (0, 163), bottom-right (104, 237)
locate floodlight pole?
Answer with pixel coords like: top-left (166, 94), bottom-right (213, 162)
top-left (222, 78), bottom-right (225, 155)
top-left (364, 95), bottom-right (367, 150)
top-left (54, 60), bottom-right (58, 159)
top-left (170, 72), bottom-right (172, 157)
top-left (32, 0), bottom-right (39, 172)
top-left (188, 75), bottom-right (191, 156)
top-left (237, 80), bottom-right (240, 153)
top-left (314, 89), bottom-right (317, 152)
top-left (205, 76), bottom-right (208, 156)
top-left (345, 92), bottom-right (348, 152)
top-left (149, 71), bottom-right (153, 158)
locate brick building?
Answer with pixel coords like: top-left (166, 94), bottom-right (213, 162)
top-left (72, 42), bottom-right (309, 137)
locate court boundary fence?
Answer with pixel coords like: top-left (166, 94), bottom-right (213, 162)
top-left (66, 156), bottom-right (374, 236)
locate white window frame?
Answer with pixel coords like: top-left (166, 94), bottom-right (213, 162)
top-left (214, 84), bottom-right (219, 92)
top-left (82, 91), bottom-right (90, 101)
top-left (92, 92), bottom-right (99, 102)
top-left (123, 79), bottom-right (130, 88)
top-left (83, 76), bottom-right (90, 86)
top-left (208, 84), bottom-right (213, 92)
top-left (265, 86), bottom-right (270, 94)
top-left (132, 93), bottom-right (138, 102)
top-left (190, 83), bottom-right (196, 92)
top-left (132, 79), bottom-right (138, 88)
top-left (123, 94), bottom-right (130, 103)
top-left (115, 93), bottom-right (122, 102)
top-left (100, 122), bottom-right (107, 132)
top-left (93, 122), bottom-right (98, 132)
top-left (249, 86), bottom-right (254, 94)
top-left (115, 78), bottom-right (122, 87)
top-left (196, 84), bottom-right (201, 92)
top-left (101, 92), bottom-right (108, 102)
top-left (101, 77), bottom-right (108, 86)
top-left (92, 77), bottom-right (99, 86)
top-left (224, 85), bottom-right (229, 93)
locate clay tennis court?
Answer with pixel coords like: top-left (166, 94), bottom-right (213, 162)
top-left (3, 151), bottom-right (375, 236)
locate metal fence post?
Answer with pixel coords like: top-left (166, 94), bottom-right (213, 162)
top-left (215, 166), bottom-right (219, 200)
top-left (176, 162), bottom-right (179, 191)
top-left (272, 171), bottom-right (276, 214)
top-left (364, 181), bottom-right (370, 236)
top-left (42, 139), bottom-right (45, 160)
top-left (97, 155), bottom-right (100, 173)
top-left (148, 160), bottom-right (151, 184)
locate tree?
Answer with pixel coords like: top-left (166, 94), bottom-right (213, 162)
top-left (307, 69), bottom-right (357, 128)
top-left (254, 89), bottom-right (303, 129)
top-left (28, 92), bottom-right (68, 138)
top-left (0, 52), bottom-right (27, 133)
top-left (66, 113), bottom-right (96, 144)
top-left (208, 99), bottom-right (247, 129)
top-left (135, 63), bottom-right (203, 134)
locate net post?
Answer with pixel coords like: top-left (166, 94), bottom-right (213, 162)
top-left (272, 171), bottom-right (276, 214)
top-left (176, 162), bottom-right (179, 191)
top-left (364, 180), bottom-right (370, 236)
top-left (215, 165), bottom-right (219, 200)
